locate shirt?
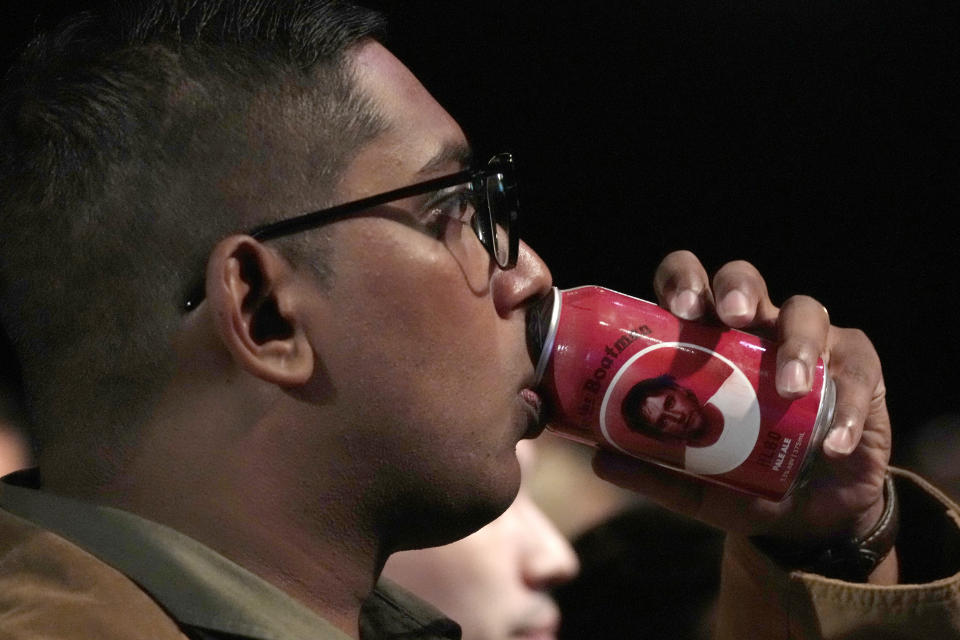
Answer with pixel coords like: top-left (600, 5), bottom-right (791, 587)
top-left (0, 470), bottom-right (459, 640)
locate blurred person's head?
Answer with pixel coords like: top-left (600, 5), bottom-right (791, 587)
top-left (0, 424), bottom-right (30, 477)
top-left (0, 330), bottom-right (31, 475)
top-left (382, 440), bottom-right (579, 640)
top-left (555, 505), bottom-right (723, 640)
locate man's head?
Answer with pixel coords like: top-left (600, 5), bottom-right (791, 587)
top-left (621, 375), bottom-right (707, 441)
top-left (0, 0), bottom-right (387, 474)
top-left (381, 440), bottom-right (579, 640)
top-left (0, 0), bottom-right (552, 552)
top-left (264, 41), bottom-right (553, 550)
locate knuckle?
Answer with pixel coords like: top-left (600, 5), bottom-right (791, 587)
top-left (659, 250), bottom-right (699, 276)
top-left (873, 376), bottom-right (887, 401)
top-left (656, 250), bottom-right (707, 293)
top-left (783, 338), bottom-right (821, 365)
top-left (837, 362), bottom-right (875, 389)
top-left (781, 294), bottom-right (819, 310)
top-left (714, 260), bottom-right (764, 294)
top-left (838, 326), bottom-right (871, 347)
top-left (725, 259), bottom-right (758, 272)
top-left (716, 259), bottom-right (760, 280)
top-left (665, 249), bottom-right (698, 263)
top-left (833, 402), bottom-right (867, 432)
top-left (837, 328), bottom-right (883, 368)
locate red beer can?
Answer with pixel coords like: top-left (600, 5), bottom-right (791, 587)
top-left (528, 286), bottom-right (835, 500)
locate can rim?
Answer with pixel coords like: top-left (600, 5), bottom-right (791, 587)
top-left (533, 286), bottom-right (561, 385)
top-left (784, 370), bottom-right (836, 498)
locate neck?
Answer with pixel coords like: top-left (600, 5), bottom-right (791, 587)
top-left (53, 378), bottom-right (382, 639)
top-left (157, 467), bottom-right (380, 638)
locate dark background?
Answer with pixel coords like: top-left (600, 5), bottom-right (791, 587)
top-left (374, 1), bottom-right (960, 463)
top-left (3, 1), bottom-right (959, 464)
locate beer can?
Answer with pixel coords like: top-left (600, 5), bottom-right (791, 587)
top-left (527, 286), bottom-right (835, 500)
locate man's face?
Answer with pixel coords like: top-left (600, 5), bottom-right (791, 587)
top-left (382, 441), bottom-right (579, 640)
top-left (293, 41), bottom-right (552, 547)
top-left (639, 387), bottom-right (705, 439)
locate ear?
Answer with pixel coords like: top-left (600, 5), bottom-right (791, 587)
top-left (205, 235), bottom-right (314, 386)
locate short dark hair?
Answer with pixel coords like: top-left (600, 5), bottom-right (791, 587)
top-left (0, 1), bottom-right (386, 461)
top-left (621, 375), bottom-right (683, 440)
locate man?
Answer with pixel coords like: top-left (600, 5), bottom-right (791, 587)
top-left (621, 375), bottom-right (723, 445)
top-left (0, 2), bottom-right (959, 639)
top-left (382, 440), bottom-right (579, 640)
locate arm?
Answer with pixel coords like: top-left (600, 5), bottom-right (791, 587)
top-left (592, 251), bottom-right (960, 638)
top-left (716, 467), bottom-right (960, 639)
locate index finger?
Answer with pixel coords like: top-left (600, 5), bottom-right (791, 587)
top-left (710, 260), bottom-right (780, 330)
top-left (775, 295), bottom-right (832, 398)
top-left (653, 250), bottom-right (712, 321)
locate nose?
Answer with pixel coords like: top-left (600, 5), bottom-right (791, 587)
top-left (492, 240), bottom-right (553, 318)
top-left (665, 408), bottom-right (685, 421)
top-left (515, 492), bottom-right (580, 590)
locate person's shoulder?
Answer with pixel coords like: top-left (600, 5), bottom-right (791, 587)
top-left (0, 508), bottom-right (188, 640)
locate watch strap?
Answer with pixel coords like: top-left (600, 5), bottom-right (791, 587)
top-left (751, 472), bottom-right (899, 582)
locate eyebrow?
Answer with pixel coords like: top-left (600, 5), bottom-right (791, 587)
top-left (417, 141), bottom-right (474, 176)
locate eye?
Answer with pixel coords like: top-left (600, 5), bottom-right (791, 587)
top-left (664, 395), bottom-right (674, 410)
top-left (420, 186), bottom-right (477, 237)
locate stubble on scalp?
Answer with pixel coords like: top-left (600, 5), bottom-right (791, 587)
top-left (0, 2), bottom-right (387, 480)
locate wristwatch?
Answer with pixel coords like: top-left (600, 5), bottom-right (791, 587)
top-left (751, 473), bottom-right (899, 582)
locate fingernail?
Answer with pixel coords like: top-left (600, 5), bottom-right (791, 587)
top-left (777, 359), bottom-right (809, 394)
top-left (671, 289), bottom-right (703, 320)
top-left (824, 425), bottom-right (856, 455)
top-left (718, 290), bottom-right (751, 321)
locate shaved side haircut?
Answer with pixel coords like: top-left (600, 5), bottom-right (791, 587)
top-left (0, 0), bottom-right (387, 473)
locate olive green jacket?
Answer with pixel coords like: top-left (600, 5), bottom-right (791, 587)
top-left (3, 468), bottom-right (960, 639)
top-left (0, 475), bottom-right (459, 640)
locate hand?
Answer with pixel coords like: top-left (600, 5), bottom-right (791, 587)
top-left (593, 251), bottom-right (891, 547)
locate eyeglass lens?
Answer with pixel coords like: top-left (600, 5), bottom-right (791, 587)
top-left (484, 174), bottom-right (509, 267)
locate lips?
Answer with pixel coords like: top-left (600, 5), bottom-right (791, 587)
top-left (519, 387), bottom-right (546, 439)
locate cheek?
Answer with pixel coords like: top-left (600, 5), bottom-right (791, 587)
top-left (330, 223), bottom-right (501, 382)
top-left (339, 223), bottom-right (472, 319)
top-left (315, 223), bottom-right (520, 444)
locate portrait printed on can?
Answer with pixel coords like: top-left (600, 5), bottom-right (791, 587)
top-left (600, 342), bottom-right (761, 476)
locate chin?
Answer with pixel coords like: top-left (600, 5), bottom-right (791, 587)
top-left (392, 476), bottom-right (520, 551)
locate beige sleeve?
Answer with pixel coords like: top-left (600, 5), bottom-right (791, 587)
top-left (714, 468), bottom-right (960, 640)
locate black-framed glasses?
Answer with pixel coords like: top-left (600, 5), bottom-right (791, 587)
top-left (183, 152), bottom-right (519, 311)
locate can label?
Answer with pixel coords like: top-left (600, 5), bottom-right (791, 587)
top-left (536, 286), bottom-right (834, 500)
